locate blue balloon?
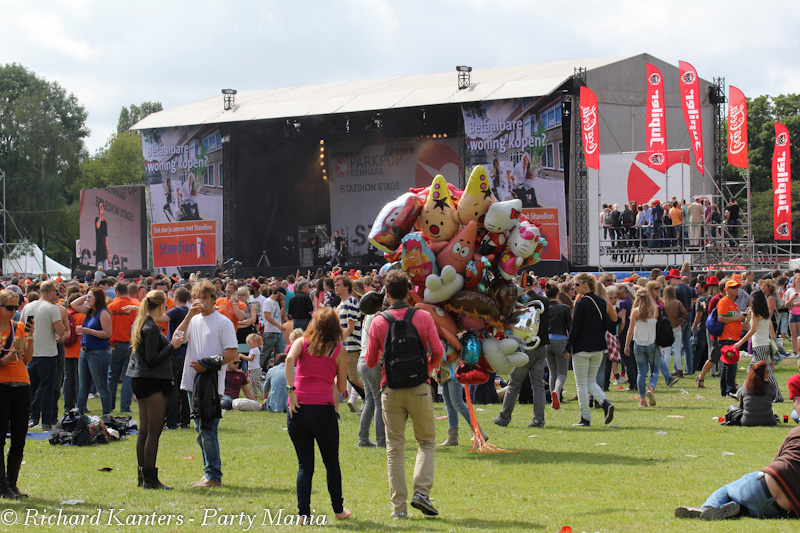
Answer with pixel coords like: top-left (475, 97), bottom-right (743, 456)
top-left (461, 332), bottom-right (482, 366)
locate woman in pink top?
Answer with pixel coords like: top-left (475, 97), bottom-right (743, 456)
top-left (784, 273), bottom-right (800, 356)
top-left (285, 307), bottom-right (351, 523)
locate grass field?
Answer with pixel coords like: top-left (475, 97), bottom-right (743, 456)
top-left (5, 355), bottom-right (799, 532)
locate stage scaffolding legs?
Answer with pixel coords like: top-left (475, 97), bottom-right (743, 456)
top-left (570, 67), bottom-right (589, 267)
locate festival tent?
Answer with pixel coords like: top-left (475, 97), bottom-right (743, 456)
top-left (2, 244), bottom-right (71, 277)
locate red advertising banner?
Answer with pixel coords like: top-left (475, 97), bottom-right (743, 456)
top-left (645, 64), bottom-right (667, 173)
top-left (522, 208), bottom-right (561, 260)
top-left (773, 123), bottom-right (791, 240)
top-left (579, 86), bottom-right (600, 170)
top-left (678, 61), bottom-right (705, 175)
top-left (728, 86), bottom-right (749, 169)
top-left (152, 221), bottom-right (216, 268)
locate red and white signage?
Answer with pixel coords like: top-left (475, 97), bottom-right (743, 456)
top-left (728, 86), bottom-right (749, 169)
top-left (645, 64), bottom-right (667, 173)
top-left (773, 123), bottom-right (791, 240)
top-left (678, 61), bottom-right (704, 175)
top-left (152, 221), bottom-right (217, 268)
top-left (579, 86), bottom-right (600, 170)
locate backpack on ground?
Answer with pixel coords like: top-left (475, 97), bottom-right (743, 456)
top-left (655, 309), bottom-right (674, 348)
top-left (381, 306), bottom-right (428, 389)
top-left (49, 409), bottom-right (96, 446)
top-left (63, 310), bottom-right (78, 347)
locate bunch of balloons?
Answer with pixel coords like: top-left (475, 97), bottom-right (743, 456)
top-left (364, 165), bottom-right (548, 385)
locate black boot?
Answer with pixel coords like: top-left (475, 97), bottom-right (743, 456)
top-left (141, 467), bottom-right (172, 490)
top-left (602, 400), bottom-right (615, 425)
top-left (0, 457), bottom-right (18, 499)
top-left (137, 466), bottom-right (143, 487)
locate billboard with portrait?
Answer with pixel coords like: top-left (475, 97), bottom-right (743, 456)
top-left (462, 98), bottom-right (568, 261)
top-left (141, 125), bottom-right (224, 268)
top-left (78, 186), bottom-right (146, 271)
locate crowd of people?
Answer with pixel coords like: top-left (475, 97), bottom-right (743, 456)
top-left (600, 197), bottom-right (743, 262)
top-left (0, 259), bottom-right (798, 522)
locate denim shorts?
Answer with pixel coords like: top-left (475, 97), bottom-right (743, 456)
top-left (790, 313), bottom-right (800, 324)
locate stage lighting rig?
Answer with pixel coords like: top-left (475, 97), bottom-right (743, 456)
top-left (284, 119), bottom-right (301, 138)
top-left (456, 66), bottom-right (472, 90)
top-left (366, 113), bottom-right (383, 132)
top-left (222, 89), bottom-right (237, 111)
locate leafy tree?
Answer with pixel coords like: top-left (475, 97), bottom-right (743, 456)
top-left (117, 101), bottom-right (163, 134)
top-left (744, 94), bottom-right (800, 193)
top-left (76, 131), bottom-right (147, 194)
top-left (0, 63), bottom-right (88, 266)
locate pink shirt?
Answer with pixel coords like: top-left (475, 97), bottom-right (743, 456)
top-left (365, 305), bottom-right (444, 389)
top-left (292, 339), bottom-right (342, 406)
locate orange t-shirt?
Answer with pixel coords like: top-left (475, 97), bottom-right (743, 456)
top-left (65, 310), bottom-right (85, 360)
top-left (156, 297), bottom-right (175, 335)
top-left (0, 322), bottom-right (29, 384)
top-left (669, 206), bottom-right (683, 226)
top-left (108, 296), bottom-right (138, 345)
top-left (717, 296), bottom-right (741, 341)
top-left (215, 297), bottom-right (246, 327)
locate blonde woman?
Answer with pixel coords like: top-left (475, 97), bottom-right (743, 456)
top-left (624, 289), bottom-right (660, 406)
top-left (127, 290), bottom-right (186, 489)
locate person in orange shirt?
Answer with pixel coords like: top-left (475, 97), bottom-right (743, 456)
top-left (717, 279), bottom-right (745, 398)
top-left (0, 289), bottom-right (35, 498)
top-left (216, 281), bottom-right (246, 328)
top-left (107, 281), bottom-right (139, 413)
top-left (153, 278), bottom-right (174, 336)
top-left (63, 291), bottom-right (85, 413)
top-left (669, 201), bottom-right (683, 247)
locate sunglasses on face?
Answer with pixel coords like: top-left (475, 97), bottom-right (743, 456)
top-left (2, 305), bottom-right (18, 311)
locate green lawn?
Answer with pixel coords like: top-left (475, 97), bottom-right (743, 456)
top-left (7, 356), bottom-right (799, 532)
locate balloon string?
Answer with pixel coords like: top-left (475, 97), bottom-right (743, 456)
top-left (463, 382), bottom-right (519, 454)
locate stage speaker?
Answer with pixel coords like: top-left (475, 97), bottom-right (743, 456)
top-left (708, 86), bottom-right (726, 105)
top-left (300, 248), bottom-right (313, 266)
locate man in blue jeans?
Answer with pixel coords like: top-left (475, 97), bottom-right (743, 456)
top-left (668, 270), bottom-right (695, 376)
top-left (107, 282), bottom-right (138, 413)
top-left (23, 281), bottom-right (66, 430)
top-left (176, 280), bottom-right (238, 488)
top-left (260, 287), bottom-right (286, 370)
top-left (676, 426), bottom-right (800, 520)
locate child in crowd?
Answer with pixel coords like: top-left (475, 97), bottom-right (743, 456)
top-left (241, 333), bottom-right (264, 396)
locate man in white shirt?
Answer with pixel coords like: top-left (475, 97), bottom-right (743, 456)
top-left (22, 281), bottom-right (66, 430)
top-left (175, 279), bottom-right (238, 488)
top-left (260, 287), bottom-right (286, 370)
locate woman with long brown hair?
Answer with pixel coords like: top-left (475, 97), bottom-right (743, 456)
top-left (285, 307), bottom-right (351, 522)
top-left (127, 290), bottom-right (186, 489)
top-left (735, 361), bottom-right (778, 426)
top-left (72, 287), bottom-right (113, 415)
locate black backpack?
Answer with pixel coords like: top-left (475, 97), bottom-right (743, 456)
top-left (655, 308), bottom-right (675, 348)
top-left (49, 409), bottom-right (96, 446)
top-left (381, 305), bottom-right (428, 389)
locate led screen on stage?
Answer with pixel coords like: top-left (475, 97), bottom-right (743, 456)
top-left (78, 186), bottom-right (146, 271)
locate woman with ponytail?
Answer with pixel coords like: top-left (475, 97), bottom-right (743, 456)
top-left (127, 290), bottom-right (186, 489)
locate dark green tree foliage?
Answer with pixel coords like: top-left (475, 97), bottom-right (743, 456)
top-left (740, 94), bottom-right (800, 242)
top-left (0, 63), bottom-right (88, 264)
top-left (77, 131), bottom-right (148, 192)
top-left (117, 101), bottom-right (163, 142)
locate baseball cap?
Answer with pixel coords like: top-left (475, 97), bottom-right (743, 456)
top-left (720, 345), bottom-right (740, 365)
top-left (724, 280), bottom-right (741, 290)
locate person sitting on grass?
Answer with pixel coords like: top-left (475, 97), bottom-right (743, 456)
top-left (675, 425), bottom-right (800, 520)
top-left (727, 361), bottom-right (777, 427)
top-left (261, 353), bottom-right (287, 413)
top-left (220, 360), bottom-right (261, 411)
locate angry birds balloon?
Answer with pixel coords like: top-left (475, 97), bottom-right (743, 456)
top-left (400, 232), bottom-right (437, 284)
top-left (368, 193), bottom-right (423, 253)
top-left (464, 256), bottom-right (492, 291)
top-left (455, 165), bottom-right (496, 229)
top-left (417, 175), bottom-right (459, 242)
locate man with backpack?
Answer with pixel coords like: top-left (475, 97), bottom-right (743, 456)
top-left (365, 270), bottom-right (443, 519)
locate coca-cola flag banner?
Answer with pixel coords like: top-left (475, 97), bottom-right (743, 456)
top-left (773, 123), bottom-right (792, 240)
top-left (679, 61), bottom-right (704, 175)
top-left (645, 64), bottom-right (667, 173)
top-left (580, 86), bottom-right (600, 170)
top-left (728, 86), bottom-right (749, 168)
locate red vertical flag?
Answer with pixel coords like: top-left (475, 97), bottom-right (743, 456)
top-left (773, 123), bottom-right (791, 240)
top-left (645, 64), bottom-right (667, 173)
top-left (727, 86), bottom-right (749, 168)
top-left (678, 61), bottom-right (704, 175)
top-left (579, 86), bottom-right (600, 170)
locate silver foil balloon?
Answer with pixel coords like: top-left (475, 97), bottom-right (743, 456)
top-left (506, 299), bottom-right (544, 350)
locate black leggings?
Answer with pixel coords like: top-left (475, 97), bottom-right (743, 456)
top-left (0, 384), bottom-right (31, 464)
top-left (136, 392), bottom-right (167, 468)
top-left (287, 404), bottom-right (343, 517)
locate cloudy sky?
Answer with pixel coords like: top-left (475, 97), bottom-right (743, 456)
top-left (2, 0), bottom-right (798, 153)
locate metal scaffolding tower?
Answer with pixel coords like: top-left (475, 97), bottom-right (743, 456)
top-left (570, 67), bottom-right (589, 266)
